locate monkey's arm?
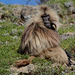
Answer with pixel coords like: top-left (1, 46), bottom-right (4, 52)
top-left (17, 22), bottom-right (35, 54)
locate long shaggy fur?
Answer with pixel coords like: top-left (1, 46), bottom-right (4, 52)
top-left (18, 5), bottom-right (69, 64)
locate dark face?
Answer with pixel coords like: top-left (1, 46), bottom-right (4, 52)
top-left (41, 14), bottom-right (56, 30)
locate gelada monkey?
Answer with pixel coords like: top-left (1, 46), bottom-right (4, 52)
top-left (18, 5), bottom-right (75, 66)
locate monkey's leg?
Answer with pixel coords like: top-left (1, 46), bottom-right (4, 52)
top-left (44, 47), bottom-right (69, 64)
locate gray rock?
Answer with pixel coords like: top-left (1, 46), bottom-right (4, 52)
top-left (60, 32), bottom-right (75, 41)
top-left (0, 20), bottom-right (5, 23)
top-left (12, 36), bottom-right (18, 39)
top-left (11, 29), bottom-right (23, 36)
top-left (2, 42), bottom-right (3, 44)
top-left (70, 14), bottom-right (75, 18)
top-left (5, 41), bottom-right (9, 44)
top-left (14, 22), bottom-right (19, 26)
top-left (12, 6), bottom-right (22, 17)
top-left (65, 2), bottom-right (73, 8)
top-left (51, 3), bottom-right (62, 13)
top-left (4, 33), bottom-right (9, 36)
top-left (0, 25), bottom-right (2, 28)
top-left (62, 71), bottom-right (65, 74)
top-left (11, 73), bottom-right (18, 75)
top-left (0, 41), bottom-right (3, 45)
top-left (68, 7), bottom-right (75, 13)
top-left (51, 3), bottom-right (61, 10)
top-left (20, 6), bottom-right (37, 22)
top-left (17, 64), bottom-right (35, 73)
top-left (10, 64), bottom-right (35, 74)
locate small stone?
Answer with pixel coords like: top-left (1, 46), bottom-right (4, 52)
top-left (5, 41), bottom-right (9, 44)
top-left (12, 36), bottom-right (18, 39)
top-left (12, 73), bottom-right (18, 75)
top-left (1, 42), bottom-right (3, 44)
top-left (70, 14), bottom-right (75, 17)
top-left (17, 64), bottom-right (35, 73)
top-left (60, 32), bottom-right (75, 40)
top-left (62, 71), bottom-right (65, 74)
top-left (4, 33), bottom-right (9, 36)
top-left (0, 25), bottom-right (2, 28)
top-left (0, 20), bottom-right (5, 22)
top-left (10, 67), bottom-right (17, 72)
top-left (10, 64), bottom-right (35, 74)
top-left (68, 7), bottom-right (75, 13)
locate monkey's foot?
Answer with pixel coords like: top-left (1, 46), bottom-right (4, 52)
top-left (15, 59), bottom-right (31, 68)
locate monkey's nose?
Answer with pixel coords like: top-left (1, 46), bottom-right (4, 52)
top-left (44, 21), bottom-right (50, 23)
top-left (44, 21), bottom-right (50, 25)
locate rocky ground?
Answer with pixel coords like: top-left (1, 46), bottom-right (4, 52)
top-left (0, 1), bottom-right (75, 25)
top-left (0, 0), bottom-right (75, 75)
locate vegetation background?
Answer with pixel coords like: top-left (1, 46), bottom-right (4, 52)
top-left (0, 0), bottom-right (75, 75)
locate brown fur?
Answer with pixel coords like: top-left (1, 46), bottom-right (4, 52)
top-left (15, 59), bottom-right (31, 67)
top-left (18, 5), bottom-right (68, 64)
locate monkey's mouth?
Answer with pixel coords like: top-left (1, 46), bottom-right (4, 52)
top-left (44, 21), bottom-right (51, 28)
top-left (41, 14), bottom-right (56, 30)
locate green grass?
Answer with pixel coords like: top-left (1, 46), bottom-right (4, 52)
top-left (58, 25), bottom-right (75, 35)
top-left (0, 0), bottom-right (75, 74)
top-left (0, 21), bottom-right (26, 75)
top-left (47, 0), bottom-right (75, 5)
top-left (0, 21), bottom-right (75, 75)
top-left (61, 37), bottom-right (75, 56)
top-left (46, 0), bottom-right (75, 16)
